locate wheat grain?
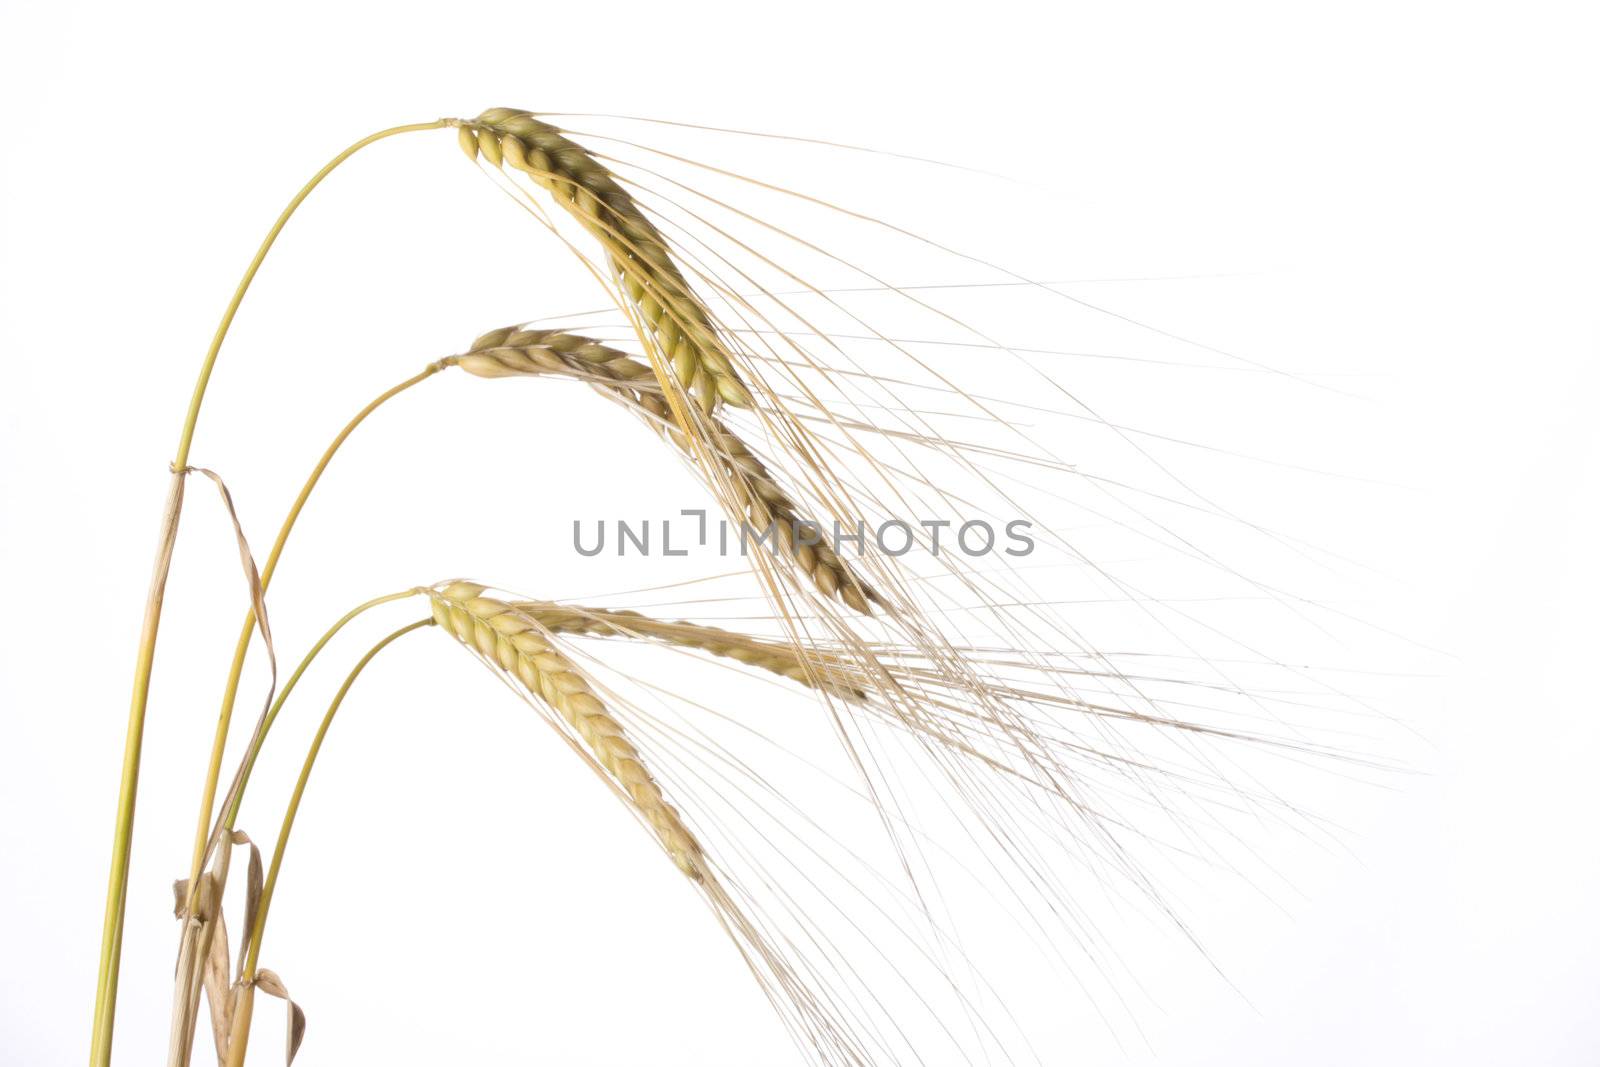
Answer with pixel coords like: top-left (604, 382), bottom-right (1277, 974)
top-left (453, 326), bottom-right (877, 614)
top-left (454, 109), bottom-right (750, 414)
top-left (427, 582), bottom-right (705, 880)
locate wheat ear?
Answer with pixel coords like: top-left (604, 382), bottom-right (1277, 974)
top-left (454, 109), bottom-right (750, 415)
top-left (428, 582), bottom-right (705, 880)
top-left (454, 326), bottom-right (877, 614)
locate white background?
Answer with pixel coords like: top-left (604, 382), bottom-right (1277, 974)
top-left (2, 2), bottom-right (1598, 1064)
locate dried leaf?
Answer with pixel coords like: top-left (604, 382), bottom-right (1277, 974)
top-left (253, 969), bottom-right (306, 1066)
top-left (229, 830), bottom-right (263, 984)
top-left (187, 467), bottom-right (275, 678)
top-left (167, 923), bottom-right (202, 1063)
top-left (184, 469), bottom-right (282, 881)
top-left (201, 911), bottom-right (231, 1064)
top-left (167, 872), bottom-right (220, 1067)
top-left (193, 871), bottom-right (220, 923)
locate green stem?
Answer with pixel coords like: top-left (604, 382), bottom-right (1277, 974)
top-left (221, 590), bottom-right (421, 833)
top-left (167, 589), bottom-right (419, 1067)
top-left (171, 366), bottom-right (447, 1067)
top-left (186, 362), bottom-right (447, 891)
top-left (173, 121), bottom-right (450, 470)
top-left (224, 619), bottom-right (434, 1067)
top-left (90, 119), bottom-right (448, 1067)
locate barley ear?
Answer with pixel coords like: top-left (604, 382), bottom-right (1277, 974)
top-left (428, 583), bottom-right (705, 881)
top-left (514, 601), bottom-right (869, 701)
top-left (452, 327), bottom-right (879, 613)
top-left (455, 110), bottom-right (751, 414)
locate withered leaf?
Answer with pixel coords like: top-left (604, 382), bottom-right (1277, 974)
top-left (253, 969), bottom-right (307, 1066)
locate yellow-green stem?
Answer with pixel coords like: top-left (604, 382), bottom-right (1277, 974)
top-left (91, 471), bottom-right (183, 1065)
top-left (168, 589), bottom-right (417, 1067)
top-left (221, 590), bottom-right (421, 831)
top-left (186, 362), bottom-right (445, 890)
top-left (173, 121), bottom-right (449, 470)
top-left (224, 619), bottom-right (433, 1067)
top-left (90, 119), bottom-right (448, 1067)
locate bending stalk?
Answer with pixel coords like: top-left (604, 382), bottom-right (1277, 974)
top-left (185, 362), bottom-right (446, 889)
top-left (223, 619), bottom-right (434, 1067)
top-left (90, 119), bottom-right (448, 1067)
top-left (168, 590), bottom-right (419, 1067)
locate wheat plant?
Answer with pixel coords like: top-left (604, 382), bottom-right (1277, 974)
top-left (88, 108), bottom-right (1361, 1067)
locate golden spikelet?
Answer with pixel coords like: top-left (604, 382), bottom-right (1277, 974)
top-left (513, 600), bottom-right (868, 702)
top-left (454, 109), bottom-right (750, 415)
top-left (451, 326), bottom-right (877, 614)
top-left (427, 582), bottom-right (705, 880)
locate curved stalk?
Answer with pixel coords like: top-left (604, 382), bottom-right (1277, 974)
top-left (171, 361), bottom-right (449, 1067)
top-left (168, 590), bottom-right (420, 1067)
top-left (223, 619), bottom-right (434, 1067)
top-left (186, 362), bottom-right (447, 889)
top-left (90, 119), bottom-right (449, 1067)
top-left (221, 590), bottom-right (423, 832)
top-left (172, 122), bottom-right (450, 470)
